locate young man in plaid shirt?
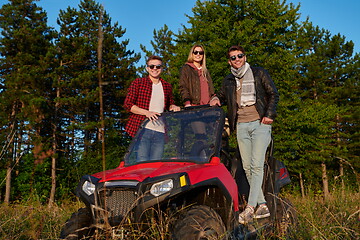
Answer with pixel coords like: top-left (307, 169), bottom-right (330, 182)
top-left (124, 55), bottom-right (180, 160)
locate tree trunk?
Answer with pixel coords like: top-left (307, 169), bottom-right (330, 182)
top-left (4, 103), bottom-right (18, 204)
top-left (321, 162), bottom-right (330, 201)
top-left (339, 160), bottom-right (344, 197)
top-left (49, 72), bottom-right (62, 207)
top-left (4, 166), bottom-right (11, 204)
top-left (97, 6), bottom-right (106, 171)
top-left (299, 172), bottom-right (305, 198)
top-left (335, 114), bottom-right (345, 197)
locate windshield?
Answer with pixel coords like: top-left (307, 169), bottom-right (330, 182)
top-left (124, 106), bottom-right (225, 165)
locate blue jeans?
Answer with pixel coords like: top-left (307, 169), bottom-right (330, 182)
top-left (236, 120), bottom-right (271, 207)
top-left (137, 128), bottom-right (165, 161)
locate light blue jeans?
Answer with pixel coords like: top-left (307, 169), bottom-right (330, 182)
top-left (137, 128), bottom-right (165, 161)
top-left (237, 120), bottom-right (271, 207)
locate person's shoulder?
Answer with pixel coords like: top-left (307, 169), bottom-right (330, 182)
top-left (132, 77), bottom-right (142, 82)
top-left (251, 66), bottom-right (269, 77)
top-left (160, 79), bottom-right (173, 93)
top-left (137, 76), bottom-right (150, 80)
top-left (133, 77), bottom-right (150, 83)
top-left (159, 78), bottom-right (171, 85)
top-left (224, 73), bottom-right (235, 80)
top-left (251, 66), bottom-right (267, 72)
top-left (180, 63), bottom-right (192, 70)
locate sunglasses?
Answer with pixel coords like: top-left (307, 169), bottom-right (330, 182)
top-left (193, 50), bottom-right (204, 55)
top-left (147, 64), bottom-right (162, 69)
top-left (229, 53), bottom-right (245, 61)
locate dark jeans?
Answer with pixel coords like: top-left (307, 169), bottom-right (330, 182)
top-left (137, 128), bottom-right (165, 161)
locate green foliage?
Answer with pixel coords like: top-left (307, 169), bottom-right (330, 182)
top-left (8, 154), bottom-right (52, 203)
top-left (55, 0), bottom-right (139, 154)
top-left (274, 101), bottom-right (342, 182)
top-left (0, 0), bottom-right (57, 203)
top-left (0, 0), bottom-right (139, 203)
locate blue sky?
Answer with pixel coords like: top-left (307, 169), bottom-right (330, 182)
top-left (1, 0), bottom-right (359, 61)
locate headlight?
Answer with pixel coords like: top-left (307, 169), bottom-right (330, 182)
top-left (82, 181), bottom-right (96, 195)
top-left (150, 179), bottom-right (173, 197)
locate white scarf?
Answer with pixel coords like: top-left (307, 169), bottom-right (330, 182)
top-left (231, 62), bottom-right (256, 107)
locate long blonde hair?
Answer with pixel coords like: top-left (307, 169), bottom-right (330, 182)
top-left (187, 44), bottom-right (208, 77)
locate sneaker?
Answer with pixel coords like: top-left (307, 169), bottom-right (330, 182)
top-left (254, 204), bottom-right (270, 219)
top-left (238, 206), bottom-right (254, 224)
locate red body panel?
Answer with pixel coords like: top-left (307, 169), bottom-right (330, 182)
top-left (92, 160), bottom-right (239, 211)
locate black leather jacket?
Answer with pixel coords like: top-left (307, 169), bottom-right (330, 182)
top-left (217, 66), bottom-right (279, 132)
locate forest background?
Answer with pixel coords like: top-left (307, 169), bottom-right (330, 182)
top-left (0, 0), bottom-right (359, 211)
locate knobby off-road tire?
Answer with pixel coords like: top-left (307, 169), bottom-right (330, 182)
top-left (60, 207), bottom-right (94, 240)
top-left (173, 205), bottom-right (227, 240)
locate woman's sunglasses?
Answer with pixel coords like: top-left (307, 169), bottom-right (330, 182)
top-left (147, 64), bottom-right (162, 69)
top-left (229, 53), bottom-right (245, 61)
top-left (193, 50), bottom-right (204, 55)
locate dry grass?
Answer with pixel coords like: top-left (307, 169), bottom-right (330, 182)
top-left (0, 200), bottom-right (82, 240)
top-left (0, 190), bottom-right (359, 239)
top-left (285, 190), bottom-right (360, 240)
top-left (90, 206), bottom-right (176, 240)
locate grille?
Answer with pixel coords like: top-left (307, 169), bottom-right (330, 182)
top-left (98, 188), bottom-right (137, 224)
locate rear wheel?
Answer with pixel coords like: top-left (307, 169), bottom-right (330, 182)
top-left (173, 205), bottom-right (227, 240)
top-left (60, 207), bottom-right (94, 240)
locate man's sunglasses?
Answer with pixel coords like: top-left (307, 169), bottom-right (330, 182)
top-left (193, 50), bottom-right (204, 55)
top-left (229, 53), bottom-right (245, 61)
top-left (147, 64), bottom-right (162, 69)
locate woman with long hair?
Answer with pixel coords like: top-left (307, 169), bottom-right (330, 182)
top-left (179, 44), bottom-right (215, 107)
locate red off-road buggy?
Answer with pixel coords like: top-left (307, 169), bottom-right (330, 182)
top-left (60, 106), bottom-right (294, 239)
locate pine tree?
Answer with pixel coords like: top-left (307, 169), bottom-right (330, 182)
top-left (0, 0), bottom-right (56, 203)
top-left (54, 0), bottom-right (139, 182)
top-left (140, 25), bottom-right (176, 76)
top-left (290, 21), bottom-right (360, 189)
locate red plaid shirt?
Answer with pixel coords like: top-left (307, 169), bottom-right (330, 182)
top-left (124, 77), bottom-right (175, 137)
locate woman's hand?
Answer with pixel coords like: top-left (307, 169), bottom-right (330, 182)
top-left (169, 104), bottom-right (181, 112)
top-left (261, 117), bottom-right (273, 125)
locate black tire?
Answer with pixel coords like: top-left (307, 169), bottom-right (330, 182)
top-left (173, 205), bottom-right (227, 240)
top-left (276, 198), bottom-right (298, 238)
top-left (60, 207), bottom-right (94, 240)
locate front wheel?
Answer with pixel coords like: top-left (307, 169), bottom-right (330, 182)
top-left (60, 207), bottom-right (94, 240)
top-left (172, 205), bottom-right (227, 240)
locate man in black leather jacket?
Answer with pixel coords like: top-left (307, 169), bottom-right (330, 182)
top-left (210, 45), bottom-right (279, 224)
